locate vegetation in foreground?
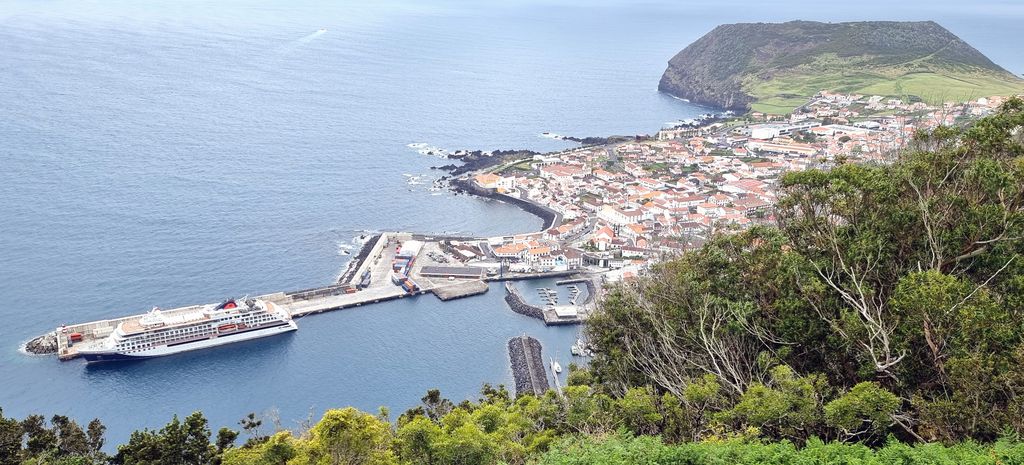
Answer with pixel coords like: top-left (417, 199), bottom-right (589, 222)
top-left (2, 100), bottom-right (1023, 464)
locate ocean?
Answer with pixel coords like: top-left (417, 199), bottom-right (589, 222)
top-left (1, 0), bottom-right (1021, 446)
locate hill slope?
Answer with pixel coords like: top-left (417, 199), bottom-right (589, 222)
top-left (658, 21), bottom-right (1024, 113)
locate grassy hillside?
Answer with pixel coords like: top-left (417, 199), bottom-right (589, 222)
top-left (745, 54), bottom-right (1024, 113)
top-left (659, 21), bottom-right (1024, 113)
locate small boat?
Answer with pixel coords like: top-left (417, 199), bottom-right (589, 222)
top-left (551, 358), bottom-right (562, 373)
top-left (319, 28), bottom-right (328, 33)
top-left (342, 250), bottom-right (350, 255)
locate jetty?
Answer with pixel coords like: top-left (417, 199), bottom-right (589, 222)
top-left (507, 336), bottom-right (549, 397)
top-left (34, 232), bottom-right (520, 361)
top-left (503, 282), bottom-right (589, 326)
top-left (28, 225), bottom-right (602, 362)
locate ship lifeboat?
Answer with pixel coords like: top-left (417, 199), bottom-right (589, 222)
top-left (217, 323), bottom-right (238, 333)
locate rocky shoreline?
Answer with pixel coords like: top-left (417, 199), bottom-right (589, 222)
top-left (434, 149), bottom-right (541, 177)
top-left (24, 332), bottom-right (58, 355)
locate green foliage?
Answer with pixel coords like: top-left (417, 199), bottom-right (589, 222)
top-left (715, 366), bottom-right (828, 442)
top-left (300, 408), bottom-right (397, 465)
top-left (587, 99), bottom-right (1024, 444)
top-left (0, 410), bottom-right (108, 465)
top-left (824, 382), bottom-right (901, 441)
top-left (222, 431), bottom-right (296, 465)
top-left (537, 433), bottom-right (1024, 465)
top-left (112, 412), bottom-right (222, 465)
top-left (0, 409), bottom-right (21, 465)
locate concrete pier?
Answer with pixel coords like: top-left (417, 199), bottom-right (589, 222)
top-left (34, 230), bottom-right (592, 362)
top-left (431, 280), bottom-right (489, 301)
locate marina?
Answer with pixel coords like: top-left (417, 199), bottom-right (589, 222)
top-left (35, 231), bottom-right (595, 362)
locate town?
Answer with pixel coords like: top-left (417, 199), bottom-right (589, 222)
top-left (457, 92), bottom-right (1013, 282)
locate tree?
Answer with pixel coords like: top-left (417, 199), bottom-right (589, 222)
top-left (112, 412), bottom-right (217, 465)
top-left (215, 427), bottom-right (239, 455)
top-left (421, 390), bottom-right (454, 423)
top-left (434, 423), bottom-right (495, 465)
top-left (614, 387), bottom-right (662, 436)
top-left (715, 366), bottom-right (828, 442)
top-left (181, 412), bottom-right (216, 465)
top-left (0, 409), bottom-right (21, 465)
top-left (824, 382), bottom-right (901, 442)
top-left (775, 99), bottom-right (1024, 388)
top-left (221, 431), bottom-right (296, 465)
top-left (113, 429), bottom-right (163, 465)
top-left (239, 412), bottom-right (266, 446)
top-left (51, 414), bottom-right (91, 458)
top-left (396, 416), bottom-right (441, 465)
top-left (86, 419), bottom-right (106, 456)
top-left (301, 407), bottom-right (397, 465)
top-left (21, 414), bottom-right (56, 457)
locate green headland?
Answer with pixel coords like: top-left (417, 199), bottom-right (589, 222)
top-left (658, 20), bottom-right (1024, 114)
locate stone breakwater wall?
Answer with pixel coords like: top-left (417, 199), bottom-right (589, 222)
top-left (503, 283), bottom-right (545, 321)
top-left (582, 278), bottom-right (597, 305)
top-left (507, 335), bottom-right (549, 397)
top-left (24, 332), bottom-right (58, 355)
top-left (449, 178), bottom-right (560, 231)
top-left (337, 233), bottom-right (384, 285)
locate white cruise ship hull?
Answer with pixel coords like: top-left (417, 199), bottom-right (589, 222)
top-left (80, 321), bottom-right (298, 363)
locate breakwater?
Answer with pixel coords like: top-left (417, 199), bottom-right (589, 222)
top-left (507, 335), bottom-right (549, 397)
top-left (337, 234), bottom-right (383, 284)
top-left (24, 332), bottom-right (58, 355)
top-left (503, 283), bottom-right (545, 320)
top-left (449, 178), bottom-right (561, 231)
top-left (503, 282), bottom-right (586, 326)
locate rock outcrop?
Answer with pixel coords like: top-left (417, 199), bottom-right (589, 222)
top-left (25, 332), bottom-right (58, 355)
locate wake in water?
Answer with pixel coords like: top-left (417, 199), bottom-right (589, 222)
top-left (297, 29), bottom-right (327, 44)
top-left (273, 29), bottom-right (328, 54)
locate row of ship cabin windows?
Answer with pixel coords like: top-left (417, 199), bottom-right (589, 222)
top-left (119, 325), bottom-right (214, 349)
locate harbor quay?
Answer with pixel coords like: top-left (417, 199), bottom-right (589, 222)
top-left (29, 231), bottom-right (595, 362)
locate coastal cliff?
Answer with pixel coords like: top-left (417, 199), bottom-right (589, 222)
top-left (658, 20), bottom-right (1024, 113)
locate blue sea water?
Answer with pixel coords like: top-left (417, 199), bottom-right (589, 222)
top-left (1, 0), bottom-right (1022, 446)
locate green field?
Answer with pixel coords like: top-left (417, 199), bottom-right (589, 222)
top-left (744, 55), bottom-right (1024, 114)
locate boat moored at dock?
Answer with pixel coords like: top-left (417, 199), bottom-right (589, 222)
top-left (76, 298), bottom-right (297, 362)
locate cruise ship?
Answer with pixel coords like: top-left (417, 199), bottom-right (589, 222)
top-left (77, 298), bottom-right (297, 362)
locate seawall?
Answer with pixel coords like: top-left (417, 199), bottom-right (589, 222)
top-left (449, 178), bottom-right (561, 231)
top-left (503, 282), bottom-right (545, 320)
top-left (507, 335), bottom-right (549, 397)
